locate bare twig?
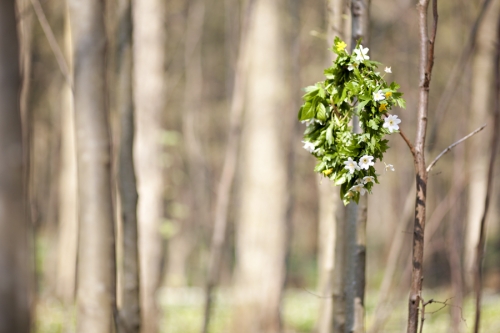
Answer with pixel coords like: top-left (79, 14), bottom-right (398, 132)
top-left (399, 129), bottom-right (416, 158)
top-left (473, 13), bottom-right (500, 333)
top-left (419, 297), bottom-right (466, 333)
top-left (425, 0), bottom-right (438, 81)
top-left (302, 287), bottom-right (333, 300)
top-left (426, 124), bottom-right (486, 172)
top-left (30, 0), bottom-right (73, 89)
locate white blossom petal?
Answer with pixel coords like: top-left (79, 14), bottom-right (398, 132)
top-left (363, 176), bottom-right (375, 184)
top-left (353, 45), bottom-right (370, 62)
top-left (343, 157), bottom-right (360, 174)
top-left (373, 90), bottom-right (385, 102)
top-left (358, 155), bottom-right (375, 170)
top-left (302, 141), bottom-right (316, 153)
top-left (383, 114), bottom-right (401, 133)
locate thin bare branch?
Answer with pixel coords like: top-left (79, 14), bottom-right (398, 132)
top-left (426, 124), bottom-right (486, 172)
top-left (399, 129), bottom-right (416, 159)
top-left (426, 0), bottom-right (438, 81)
top-left (30, 0), bottom-right (73, 89)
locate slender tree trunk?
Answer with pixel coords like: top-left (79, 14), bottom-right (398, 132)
top-left (448, 140), bottom-right (465, 333)
top-left (168, 0), bottom-right (207, 288)
top-left (132, 0), bottom-right (167, 331)
top-left (0, 2), bottom-right (31, 332)
top-left (57, 2), bottom-right (78, 305)
top-left (473, 13), bottom-right (500, 333)
top-left (233, 1), bottom-right (288, 332)
top-left (68, 1), bottom-right (117, 332)
top-left (406, 1), bottom-right (437, 332)
top-left (116, 0), bottom-right (141, 332)
top-left (465, 0), bottom-right (500, 289)
top-left (202, 2), bottom-right (255, 332)
top-left (345, 2), bottom-right (369, 332)
top-left (316, 1), bottom-right (348, 332)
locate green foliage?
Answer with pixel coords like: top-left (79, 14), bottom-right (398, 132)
top-left (299, 37), bottom-right (406, 204)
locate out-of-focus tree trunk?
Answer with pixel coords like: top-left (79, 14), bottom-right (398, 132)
top-left (201, 1), bottom-right (254, 332)
top-left (473, 14), bottom-right (500, 333)
top-left (448, 132), bottom-right (466, 333)
top-left (57, 2), bottom-right (78, 305)
top-left (232, 0), bottom-right (288, 332)
top-left (316, 1), bottom-right (349, 333)
top-left (168, 0), bottom-right (207, 287)
top-left (68, 0), bottom-right (116, 332)
top-left (116, 0), bottom-right (141, 332)
top-left (465, 0), bottom-right (499, 289)
top-left (132, 0), bottom-right (166, 331)
top-left (0, 1), bottom-right (31, 332)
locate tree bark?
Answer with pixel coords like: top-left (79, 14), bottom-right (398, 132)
top-left (0, 1), bottom-right (32, 332)
top-left (233, 1), bottom-right (288, 332)
top-left (132, 0), bottom-right (167, 331)
top-left (116, 0), bottom-right (141, 332)
top-left (345, 2), bottom-right (369, 333)
top-left (68, 0), bottom-right (117, 332)
top-left (406, 1), bottom-right (437, 333)
top-left (316, 2), bottom-right (348, 333)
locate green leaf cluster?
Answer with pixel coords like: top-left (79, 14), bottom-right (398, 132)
top-left (298, 37), bottom-right (406, 205)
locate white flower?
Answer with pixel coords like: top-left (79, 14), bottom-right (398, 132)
top-left (373, 90), bottom-right (385, 102)
top-left (302, 141), bottom-right (315, 153)
top-left (384, 163), bottom-right (395, 172)
top-left (343, 157), bottom-right (360, 174)
top-left (353, 45), bottom-right (370, 62)
top-left (358, 155), bottom-right (375, 170)
top-left (383, 114), bottom-right (401, 133)
top-left (350, 183), bottom-right (367, 196)
top-left (363, 176), bottom-right (375, 184)
top-left (348, 64), bottom-right (355, 71)
top-left (384, 66), bottom-right (392, 73)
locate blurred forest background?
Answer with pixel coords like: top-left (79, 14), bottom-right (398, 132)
top-left (1, 0), bottom-right (500, 332)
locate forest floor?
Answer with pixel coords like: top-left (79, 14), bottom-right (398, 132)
top-left (36, 287), bottom-right (500, 333)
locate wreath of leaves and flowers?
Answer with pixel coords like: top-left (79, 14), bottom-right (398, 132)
top-left (298, 37), bottom-right (406, 205)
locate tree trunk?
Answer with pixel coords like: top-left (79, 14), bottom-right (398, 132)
top-left (473, 13), bottom-right (500, 333)
top-left (465, 0), bottom-right (500, 289)
top-left (407, 1), bottom-right (437, 332)
top-left (116, 0), bottom-right (141, 332)
top-left (202, 1), bottom-right (254, 332)
top-left (68, 1), bottom-right (117, 332)
top-left (57, 2), bottom-right (78, 305)
top-left (345, 2), bottom-right (369, 332)
top-left (168, 0), bottom-right (207, 288)
top-left (316, 2), bottom-right (349, 333)
top-left (233, 1), bottom-right (288, 332)
top-left (0, 1), bottom-right (32, 332)
top-left (132, 0), bottom-right (167, 331)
